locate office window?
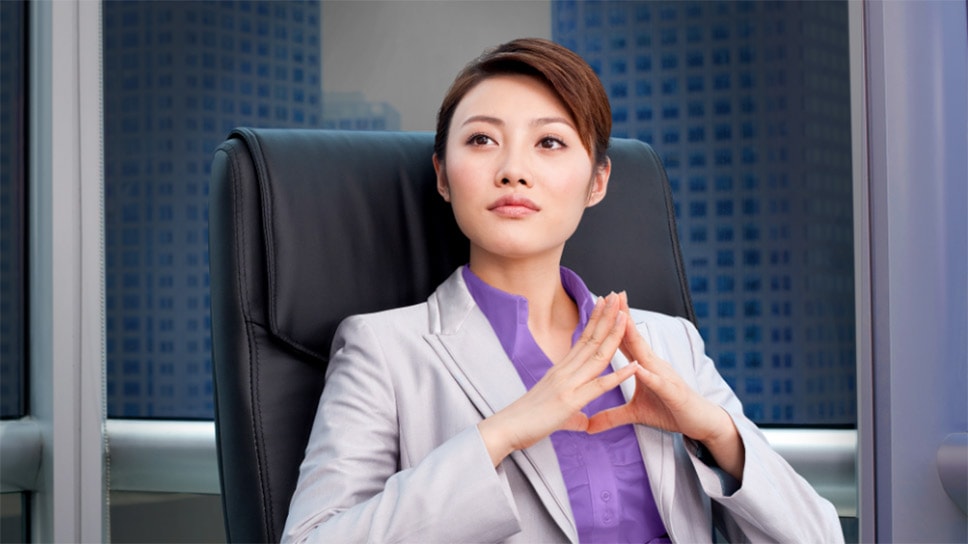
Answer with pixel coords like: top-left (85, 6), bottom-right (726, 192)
top-left (103, 1), bottom-right (325, 418)
top-left (611, 82), bottom-right (628, 98)
top-left (555, 0), bottom-right (856, 429)
top-left (691, 275), bottom-right (708, 293)
top-left (610, 58), bottom-right (627, 74)
top-left (635, 79), bottom-right (653, 97)
top-left (635, 54), bottom-right (652, 72)
top-left (686, 50), bottom-right (703, 67)
top-left (661, 53), bottom-right (678, 69)
top-left (688, 176), bottom-right (707, 192)
top-left (686, 75), bottom-right (704, 92)
top-left (660, 28), bottom-right (677, 45)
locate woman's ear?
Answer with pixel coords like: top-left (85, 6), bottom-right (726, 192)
top-left (586, 157), bottom-right (611, 208)
top-left (433, 154), bottom-right (451, 202)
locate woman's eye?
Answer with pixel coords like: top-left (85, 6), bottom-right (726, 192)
top-left (468, 134), bottom-right (494, 146)
top-left (538, 137), bottom-right (565, 150)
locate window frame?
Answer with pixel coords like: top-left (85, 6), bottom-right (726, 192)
top-left (1, 1), bottom-right (882, 540)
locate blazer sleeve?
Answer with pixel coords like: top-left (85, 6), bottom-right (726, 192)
top-left (281, 315), bottom-right (522, 543)
top-left (672, 317), bottom-right (845, 543)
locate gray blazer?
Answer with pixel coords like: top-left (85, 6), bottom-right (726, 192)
top-left (283, 269), bottom-right (843, 543)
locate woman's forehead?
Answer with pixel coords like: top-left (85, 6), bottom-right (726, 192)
top-left (450, 75), bottom-right (574, 128)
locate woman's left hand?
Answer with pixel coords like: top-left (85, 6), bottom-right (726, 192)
top-left (586, 293), bottom-right (746, 480)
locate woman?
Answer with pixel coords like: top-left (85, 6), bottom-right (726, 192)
top-left (282, 38), bottom-right (842, 543)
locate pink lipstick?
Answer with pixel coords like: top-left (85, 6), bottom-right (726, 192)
top-left (488, 194), bottom-right (540, 218)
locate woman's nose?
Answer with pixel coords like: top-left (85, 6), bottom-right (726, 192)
top-left (495, 148), bottom-right (533, 187)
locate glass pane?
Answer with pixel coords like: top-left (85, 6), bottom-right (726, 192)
top-left (102, 0), bottom-right (858, 427)
top-left (102, 1), bottom-right (323, 418)
top-left (110, 492), bottom-right (223, 543)
top-left (554, 0), bottom-right (856, 425)
top-left (0, 493), bottom-right (26, 544)
top-left (0, 0), bottom-right (27, 419)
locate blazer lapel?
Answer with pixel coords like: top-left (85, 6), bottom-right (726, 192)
top-left (423, 269), bottom-right (579, 543)
top-left (635, 424), bottom-right (712, 543)
top-left (609, 345), bottom-right (682, 534)
top-left (618, 319), bottom-right (711, 544)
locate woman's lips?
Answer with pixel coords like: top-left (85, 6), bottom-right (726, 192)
top-left (488, 195), bottom-right (540, 218)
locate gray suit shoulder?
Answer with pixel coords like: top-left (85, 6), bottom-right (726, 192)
top-left (333, 301), bottom-right (432, 340)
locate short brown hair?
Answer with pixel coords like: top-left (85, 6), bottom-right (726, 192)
top-left (434, 38), bottom-right (611, 168)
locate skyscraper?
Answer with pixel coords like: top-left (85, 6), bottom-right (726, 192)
top-left (554, 0), bottom-right (855, 424)
top-left (103, 1), bottom-right (323, 417)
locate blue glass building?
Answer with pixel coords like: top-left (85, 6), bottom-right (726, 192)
top-left (103, 1), bottom-right (323, 417)
top-left (554, 1), bottom-right (855, 424)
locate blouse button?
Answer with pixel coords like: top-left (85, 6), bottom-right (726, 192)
top-left (600, 491), bottom-right (611, 501)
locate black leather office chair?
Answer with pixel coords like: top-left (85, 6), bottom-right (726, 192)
top-left (209, 128), bottom-right (695, 543)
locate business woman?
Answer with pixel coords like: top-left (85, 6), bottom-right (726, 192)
top-left (282, 38), bottom-right (843, 543)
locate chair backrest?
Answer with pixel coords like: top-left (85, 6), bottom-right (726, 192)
top-left (208, 128), bottom-right (694, 543)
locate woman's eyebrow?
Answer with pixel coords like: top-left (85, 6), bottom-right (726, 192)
top-left (532, 116), bottom-right (576, 130)
top-left (461, 115), bottom-right (575, 130)
top-left (461, 115), bottom-right (503, 127)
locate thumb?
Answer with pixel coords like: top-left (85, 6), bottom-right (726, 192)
top-left (561, 412), bottom-right (590, 433)
top-left (586, 404), bottom-right (636, 434)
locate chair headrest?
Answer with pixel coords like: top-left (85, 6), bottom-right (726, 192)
top-left (229, 128), bottom-right (468, 362)
top-left (228, 128), bottom-right (693, 364)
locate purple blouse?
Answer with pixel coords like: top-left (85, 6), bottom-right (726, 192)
top-left (463, 266), bottom-right (670, 544)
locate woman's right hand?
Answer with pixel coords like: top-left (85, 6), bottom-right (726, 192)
top-left (477, 292), bottom-right (639, 466)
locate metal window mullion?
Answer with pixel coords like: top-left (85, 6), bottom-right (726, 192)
top-left (29, 1), bottom-right (105, 542)
top-left (847, 1), bottom-right (874, 541)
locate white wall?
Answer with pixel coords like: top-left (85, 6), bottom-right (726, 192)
top-left (322, 0), bottom-right (551, 131)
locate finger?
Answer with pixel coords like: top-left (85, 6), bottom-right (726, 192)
top-left (618, 290), bottom-right (630, 314)
top-left (617, 292), bottom-right (636, 363)
top-left (574, 295), bottom-right (607, 346)
top-left (576, 307), bottom-right (627, 380)
top-left (584, 363), bottom-right (642, 433)
top-left (573, 358), bottom-right (637, 411)
top-left (630, 361), bottom-right (683, 410)
top-left (563, 293), bottom-right (621, 370)
top-left (586, 404), bottom-right (636, 434)
top-left (622, 316), bottom-right (659, 369)
top-left (581, 293), bottom-right (620, 345)
top-left (560, 411), bottom-right (590, 433)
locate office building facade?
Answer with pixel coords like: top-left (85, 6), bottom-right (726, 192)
top-left (103, 0), bottom-right (323, 417)
top-left (553, 0), bottom-right (855, 424)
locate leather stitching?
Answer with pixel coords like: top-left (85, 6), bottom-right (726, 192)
top-left (227, 136), bottom-right (273, 541)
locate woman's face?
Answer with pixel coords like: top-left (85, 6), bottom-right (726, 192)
top-left (434, 74), bottom-right (610, 265)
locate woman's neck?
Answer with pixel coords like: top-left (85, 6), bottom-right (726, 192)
top-left (469, 251), bottom-right (579, 359)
